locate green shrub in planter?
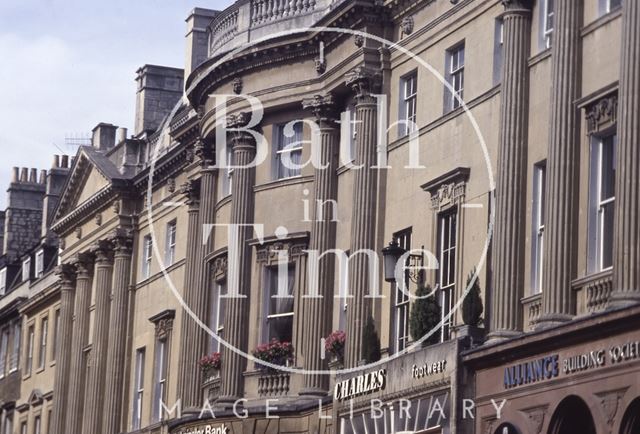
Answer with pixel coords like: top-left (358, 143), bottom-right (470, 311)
top-left (410, 282), bottom-right (441, 347)
top-left (462, 268), bottom-right (483, 326)
top-left (362, 315), bottom-right (381, 363)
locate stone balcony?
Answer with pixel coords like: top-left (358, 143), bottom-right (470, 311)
top-left (573, 269), bottom-right (613, 315)
top-left (207, 0), bottom-right (335, 58)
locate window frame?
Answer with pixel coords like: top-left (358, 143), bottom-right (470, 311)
top-left (0, 268), bottom-right (6, 296)
top-left (393, 228), bottom-right (412, 352)
top-left (594, 134), bottom-right (616, 272)
top-left (0, 328), bottom-right (9, 379)
top-left (38, 317), bottom-right (48, 370)
top-left (35, 250), bottom-right (44, 278)
top-left (399, 72), bottom-right (418, 137)
top-left (340, 105), bottom-right (357, 164)
top-left (209, 280), bottom-right (226, 354)
top-left (22, 257), bottom-right (31, 283)
top-left (165, 220), bottom-right (177, 267)
top-left (52, 310), bottom-right (59, 363)
top-left (142, 235), bottom-right (153, 279)
top-left (531, 161), bottom-right (546, 294)
top-left (543, 0), bottom-right (554, 49)
top-left (3, 411), bottom-right (12, 434)
top-left (223, 145), bottom-right (234, 196)
top-left (152, 338), bottom-right (168, 422)
top-left (132, 347), bottom-right (145, 430)
top-left (446, 43), bottom-right (465, 112)
top-left (437, 211), bottom-right (458, 342)
top-left (273, 121), bottom-right (304, 180)
top-left (263, 264), bottom-right (296, 343)
top-left (33, 415), bottom-right (41, 434)
top-left (25, 324), bottom-right (35, 376)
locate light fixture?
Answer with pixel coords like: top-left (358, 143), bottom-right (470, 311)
top-left (382, 240), bottom-right (406, 282)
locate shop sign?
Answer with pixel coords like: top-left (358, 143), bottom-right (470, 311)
top-left (411, 359), bottom-right (447, 379)
top-left (503, 355), bottom-right (559, 389)
top-left (175, 423), bottom-right (229, 434)
top-left (334, 369), bottom-right (386, 402)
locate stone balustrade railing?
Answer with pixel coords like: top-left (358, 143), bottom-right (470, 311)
top-left (522, 293), bottom-right (542, 331)
top-left (257, 371), bottom-right (291, 397)
top-left (572, 270), bottom-right (613, 315)
top-left (207, 0), bottom-right (329, 58)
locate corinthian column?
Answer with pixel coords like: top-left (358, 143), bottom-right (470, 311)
top-left (176, 178), bottom-right (203, 411)
top-left (83, 242), bottom-right (113, 433)
top-left (103, 233), bottom-right (133, 434)
top-left (344, 67), bottom-right (381, 367)
top-left (611, 0), bottom-right (640, 307)
top-left (537, 0), bottom-right (583, 328)
top-left (50, 265), bottom-right (75, 434)
top-left (300, 94), bottom-right (339, 395)
top-left (488, 0), bottom-right (532, 341)
top-left (65, 253), bottom-right (94, 434)
top-left (218, 113), bottom-right (256, 404)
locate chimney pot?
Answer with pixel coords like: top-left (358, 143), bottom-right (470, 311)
top-left (39, 170), bottom-right (47, 184)
top-left (11, 167), bottom-right (19, 182)
top-left (20, 168), bottom-right (28, 182)
top-left (29, 168), bottom-right (37, 183)
top-left (61, 155), bottom-right (69, 168)
top-left (53, 155), bottom-right (60, 168)
top-left (117, 127), bottom-right (128, 143)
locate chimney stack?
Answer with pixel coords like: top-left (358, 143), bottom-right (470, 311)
top-left (134, 65), bottom-right (184, 135)
top-left (185, 8), bottom-right (218, 77)
top-left (41, 155), bottom-right (71, 238)
top-left (3, 167), bottom-right (46, 260)
top-left (92, 123), bottom-right (118, 151)
top-left (117, 127), bottom-right (128, 144)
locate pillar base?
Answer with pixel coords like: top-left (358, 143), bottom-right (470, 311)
top-left (534, 313), bottom-right (573, 331)
top-left (485, 329), bottom-right (520, 345)
top-left (607, 291), bottom-right (640, 310)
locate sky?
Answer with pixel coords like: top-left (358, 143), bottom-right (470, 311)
top-left (0, 0), bottom-right (232, 208)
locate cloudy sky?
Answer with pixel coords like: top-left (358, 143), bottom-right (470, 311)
top-left (0, 0), bottom-right (232, 207)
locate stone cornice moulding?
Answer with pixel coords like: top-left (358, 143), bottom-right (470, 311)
top-left (421, 166), bottom-right (470, 212)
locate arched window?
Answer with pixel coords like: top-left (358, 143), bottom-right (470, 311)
top-left (548, 396), bottom-right (596, 434)
top-left (620, 397), bottom-right (640, 434)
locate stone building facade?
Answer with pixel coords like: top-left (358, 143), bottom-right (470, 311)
top-left (1, 0), bottom-right (640, 434)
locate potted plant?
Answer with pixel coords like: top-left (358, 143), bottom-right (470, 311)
top-left (199, 352), bottom-right (221, 380)
top-left (325, 330), bottom-right (346, 365)
top-left (252, 339), bottom-right (294, 372)
top-left (362, 315), bottom-right (381, 363)
top-left (458, 268), bottom-right (485, 345)
top-left (410, 282), bottom-right (441, 347)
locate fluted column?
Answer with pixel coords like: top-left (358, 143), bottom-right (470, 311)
top-left (488, 0), bottom-right (532, 341)
top-left (219, 113), bottom-right (256, 403)
top-left (300, 94), bottom-right (339, 395)
top-left (50, 265), bottom-right (76, 434)
top-left (538, 0), bottom-right (583, 328)
top-left (611, 0), bottom-right (640, 307)
top-left (102, 233), bottom-right (133, 434)
top-left (83, 242), bottom-right (113, 433)
top-left (65, 253), bottom-right (94, 434)
top-left (344, 67), bottom-right (381, 368)
top-left (176, 178), bottom-right (203, 410)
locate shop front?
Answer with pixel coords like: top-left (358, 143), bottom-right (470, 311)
top-left (463, 306), bottom-right (640, 434)
top-left (335, 339), bottom-right (463, 434)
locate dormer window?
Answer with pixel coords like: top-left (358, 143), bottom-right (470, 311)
top-left (35, 250), bottom-right (44, 278)
top-left (22, 258), bottom-right (31, 282)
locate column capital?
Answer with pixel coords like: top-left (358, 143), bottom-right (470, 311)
top-left (180, 179), bottom-right (201, 208)
top-left (93, 240), bottom-right (115, 265)
top-left (501, 0), bottom-right (533, 12)
top-left (73, 252), bottom-right (94, 278)
top-left (55, 264), bottom-right (76, 289)
top-left (194, 138), bottom-right (215, 167)
top-left (345, 66), bottom-right (382, 102)
top-left (302, 93), bottom-right (339, 126)
top-left (226, 112), bottom-right (257, 152)
top-left (112, 232), bottom-right (134, 256)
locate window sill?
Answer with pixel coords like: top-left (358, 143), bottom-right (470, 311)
top-left (253, 175), bottom-right (313, 193)
top-left (581, 7), bottom-right (622, 37)
top-left (528, 48), bottom-right (551, 68)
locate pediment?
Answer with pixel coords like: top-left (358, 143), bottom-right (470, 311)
top-left (54, 146), bottom-right (128, 222)
top-left (27, 389), bottom-right (43, 406)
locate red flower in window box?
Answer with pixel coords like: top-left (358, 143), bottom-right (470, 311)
top-left (199, 352), bottom-right (221, 371)
top-left (252, 339), bottom-right (294, 371)
top-left (325, 330), bottom-right (346, 362)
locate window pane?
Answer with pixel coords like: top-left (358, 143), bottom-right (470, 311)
top-left (268, 316), bottom-right (293, 342)
top-left (600, 136), bottom-right (616, 201)
top-left (601, 201), bottom-right (615, 269)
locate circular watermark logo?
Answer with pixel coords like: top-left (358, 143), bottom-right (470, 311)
top-left (146, 26), bottom-right (495, 376)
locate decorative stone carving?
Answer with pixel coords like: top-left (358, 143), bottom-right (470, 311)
top-left (185, 146), bottom-right (195, 164)
top-left (596, 389), bottom-right (627, 428)
top-left (401, 15), bottom-right (414, 35)
top-left (226, 112), bottom-right (251, 129)
top-left (421, 167), bottom-right (470, 212)
top-left (585, 93), bottom-right (618, 134)
top-left (354, 34), bottom-right (365, 47)
top-left (212, 255), bottom-right (228, 281)
top-left (519, 406), bottom-right (548, 434)
top-left (345, 66), bottom-right (382, 100)
top-left (155, 318), bottom-right (174, 339)
top-left (180, 179), bottom-right (201, 207)
top-left (256, 237), bottom-right (308, 265)
top-left (195, 139), bottom-right (214, 165)
top-left (55, 263), bottom-right (76, 287)
top-left (75, 227), bottom-right (82, 240)
top-left (302, 93), bottom-right (337, 122)
top-left (429, 183), bottom-right (466, 210)
top-left (95, 213), bottom-right (102, 226)
top-left (232, 77), bottom-right (243, 94)
top-left (314, 57), bottom-right (327, 74)
top-left (167, 178), bottom-right (176, 193)
top-left (112, 200), bottom-right (121, 214)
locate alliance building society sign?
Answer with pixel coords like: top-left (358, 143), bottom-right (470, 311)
top-left (503, 339), bottom-right (640, 389)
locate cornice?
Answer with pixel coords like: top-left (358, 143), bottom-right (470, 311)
top-left (51, 185), bottom-right (118, 234)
